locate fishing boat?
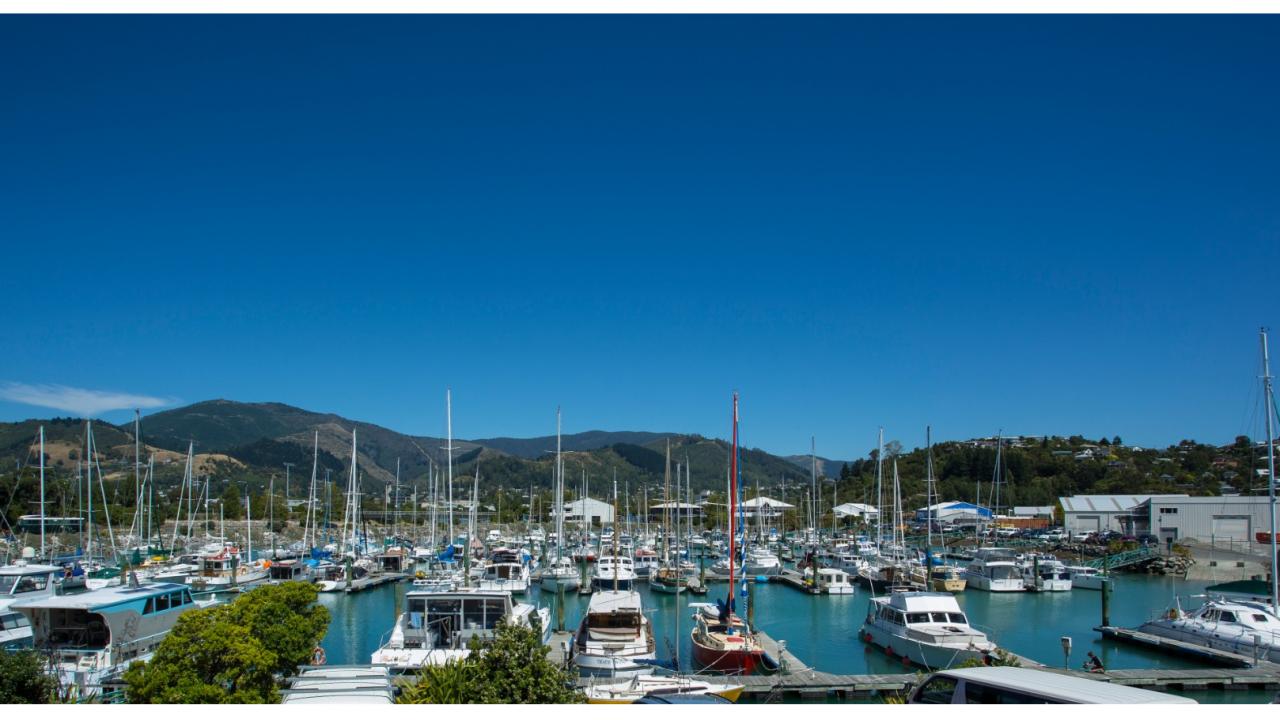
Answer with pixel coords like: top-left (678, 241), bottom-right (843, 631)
top-left (963, 548), bottom-right (1024, 592)
top-left (860, 591), bottom-right (1000, 670)
top-left (12, 577), bottom-right (216, 695)
top-left (689, 393), bottom-right (778, 676)
top-left (584, 675), bottom-right (744, 704)
top-left (572, 589), bottom-right (657, 677)
top-left (371, 587), bottom-right (551, 672)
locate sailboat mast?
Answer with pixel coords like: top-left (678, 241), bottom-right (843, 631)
top-left (39, 425), bottom-right (45, 558)
top-left (1261, 327), bottom-right (1278, 615)
top-left (556, 407), bottom-right (563, 561)
top-left (728, 392), bottom-right (738, 604)
top-left (926, 425), bottom-right (934, 549)
top-left (810, 436), bottom-right (817, 545)
top-left (446, 389), bottom-right (454, 549)
top-left (875, 428), bottom-right (884, 546)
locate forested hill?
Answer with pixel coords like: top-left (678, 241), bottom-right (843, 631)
top-left (827, 434), bottom-right (1268, 511)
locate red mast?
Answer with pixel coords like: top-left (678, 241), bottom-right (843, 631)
top-left (728, 392), bottom-right (738, 609)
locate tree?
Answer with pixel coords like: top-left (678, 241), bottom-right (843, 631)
top-left (398, 619), bottom-right (583, 704)
top-left (124, 582), bottom-right (329, 703)
top-left (0, 650), bottom-right (57, 703)
top-left (1112, 436), bottom-right (1123, 447)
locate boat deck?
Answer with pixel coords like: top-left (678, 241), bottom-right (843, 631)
top-left (345, 573), bottom-right (408, 593)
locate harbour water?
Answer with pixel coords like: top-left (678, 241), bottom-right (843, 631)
top-left (315, 572), bottom-right (1274, 703)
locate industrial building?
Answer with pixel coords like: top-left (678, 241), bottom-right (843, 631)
top-left (833, 502), bottom-right (879, 521)
top-left (1059, 494), bottom-right (1277, 544)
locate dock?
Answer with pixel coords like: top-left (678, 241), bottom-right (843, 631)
top-left (345, 572), bottom-right (408, 593)
top-left (1096, 625), bottom-right (1280, 669)
top-left (773, 569), bottom-right (821, 595)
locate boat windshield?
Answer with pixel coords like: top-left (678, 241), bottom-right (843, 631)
top-left (990, 566), bottom-right (1019, 580)
top-left (0, 574), bottom-right (49, 595)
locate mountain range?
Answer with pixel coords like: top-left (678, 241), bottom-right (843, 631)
top-left (0, 400), bottom-right (849, 496)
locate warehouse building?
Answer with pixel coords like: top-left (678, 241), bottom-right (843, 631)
top-left (1059, 494), bottom-right (1276, 544)
top-left (560, 497), bottom-right (615, 526)
top-left (1059, 495), bottom-right (1185, 535)
top-left (912, 501), bottom-right (992, 525)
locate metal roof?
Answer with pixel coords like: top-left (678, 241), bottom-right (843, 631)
top-left (933, 667), bottom-right (1195, 704)
top-left (10, 581), bottom-right (188, 610)
top-left (1057, 495), bottom-right (1186, 513)
top-left (739, 496), bottom-right (795, 509)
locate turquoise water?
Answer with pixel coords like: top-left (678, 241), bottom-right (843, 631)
top-left (315, 574), bottom-right (1274, 703)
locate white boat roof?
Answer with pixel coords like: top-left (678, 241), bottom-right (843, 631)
top-left (587, 590), bottom-right (642, 613)
top-left (934, 667), bottom-right (1196, 704)
top-left (883, 592), bottom-right (963, 613)
top-left (405, 587), bottom-right (514, 600)
top-left (10, 581), bottom-right (188, 610)
top-left (0, 564), bottom-right (62, 576)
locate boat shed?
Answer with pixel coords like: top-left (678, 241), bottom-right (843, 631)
top-left (913, 501), bottom-right (991, 524)
top-left (560, 497), bottom-right (615, 526)
top-left (833, 502), bottom-right (879, 520)
top-left (648, 501), bottom-right (704, 521)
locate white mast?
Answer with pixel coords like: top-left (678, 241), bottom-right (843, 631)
top-left (85, 421), bottom-right (93, 560)
top-left (39, 425), bottom-right (46, 558)
top-left (810, 436), bottom-right (817, 543)
top-left (926, 425), bottom-right (935, 549)
top-left (305, 431), bottom-right (319, 550)
top-left (446, 389), bottom-right (454, 548)
top-left (1261, 327), bottom-right (1278, 615)
top-left (346, 428), bottom-right (359, 555)
top-left (875, 428), bottom-right (884, 546)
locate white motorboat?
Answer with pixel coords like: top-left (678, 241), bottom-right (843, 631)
top-left (815, 567), bottom-right (855, 595)
top-left (861, 591), bottom-right (1000, 670)
top-left (371, 587), bottom-right (551, 672)
top-left (590, 555), bottom-right (637, 592)
top-left (1137, 596), bottom-right (1280, 663)
top-left (1066, 565), bottom-right (1106, 590)
top-left (538, 557), bottom-right (581, 593)
top-left (963, 548), bottom-right (1024, 592)
top-left (1022, 556), bottom-right (1072, 592)
top-left (572, 590), bottom-right (656, 677)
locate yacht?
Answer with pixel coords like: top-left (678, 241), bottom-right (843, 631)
top-left (12, 578), bottom-right (215, 694)
top-left (538, 556), bottom-right (581, 593)
top-left (476, 549), bottom-right (530, 595)
top-left (688, 602), bottom-right (777, 674)
top-left (861, 591), bottom-right (1000, 670)
top-left (1022, 557), bottom-right (1072, 592)
top-left (712, 545), bottom-right (782, 579)
top-left (910, 564), bottom-right (967, 593)
top-left (632, 547), bottom-right (659, 579)
top-left (1137, 596), bottom-right (1280, 663)
top-left (0, 563), bottom-right (63, 650)
top-left (590, 555), bottom-right (637, 591)
top-left (266, 559), bottom-right (316, 584)
top-left (370, 587), bottom-right (550, 672)
top-left (963, 548), bottom-right (1024, 592)
top-left (1066, 566), bottom-right (1106, 590)
top-left (573, 590), bottom-right (656, 677)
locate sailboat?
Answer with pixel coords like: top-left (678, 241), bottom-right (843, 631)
top-left (540, 408), bottom-right (581, 593)
top-left (689, 393), bottom-right (778, 675)
top-left (651, 441), bottom-right (684, 594)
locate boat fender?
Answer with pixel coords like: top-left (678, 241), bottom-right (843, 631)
top-left (311, 646), bottom-right (326, 665)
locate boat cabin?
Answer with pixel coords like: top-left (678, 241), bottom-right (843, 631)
top-left (402, 589), bottom-right (520, 649)
top-left (580, 590), bottom-right (644, 643)
top-left (269, 560), bottom-right (311, 582)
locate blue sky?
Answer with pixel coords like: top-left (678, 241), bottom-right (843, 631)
top-left (2, 15), bottom-right (1277, 459)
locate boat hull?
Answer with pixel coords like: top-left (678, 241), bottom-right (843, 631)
top-left (689, 638), bottom-right (773, 675)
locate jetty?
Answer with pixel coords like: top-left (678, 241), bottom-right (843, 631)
top-left (773, 568), bottom-right (821, 595)
top-left (345, 572), bottom-right (408, 593)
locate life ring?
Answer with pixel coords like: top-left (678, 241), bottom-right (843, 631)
top-left (312, 646), bottom-right (326, 665)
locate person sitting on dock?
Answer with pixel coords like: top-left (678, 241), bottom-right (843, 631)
top-left (1084, 651), bottom-right (1104, 673)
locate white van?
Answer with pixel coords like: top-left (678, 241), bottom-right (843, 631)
top-left (907, 667), bottom-right (1197, 704)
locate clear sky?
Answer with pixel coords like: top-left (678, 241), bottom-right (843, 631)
top-left (2, 15), bottom-right (1277, 459)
